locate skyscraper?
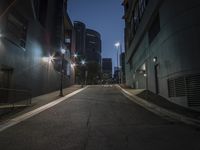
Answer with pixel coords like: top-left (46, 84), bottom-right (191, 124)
top-left (73, 21), bottom-right (86, 57)
top-left (102, 58), bottom-right (112, 80)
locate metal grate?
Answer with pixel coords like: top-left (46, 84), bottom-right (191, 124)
top-left (186, 74), bottom-right (200, 107)
top-left (174, 77), bottom-right (186, 97)
top-left (168, 77), bottom-right (186, 97)
top-left (168, 79), bottom-right (175, 97)
top-left (168, 74), bottom-right (200, 107)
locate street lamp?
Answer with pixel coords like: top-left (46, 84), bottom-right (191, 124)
top-left (59, 48), bottom-right (66, 97)
top-left (80, 59), bottom-right (86, 86)
top-left (81, 60), bottom-right (85, 65)
top-left (114, 42), bottom-right (122, 84)
top-left (74, 53), bottom-right (77, 58)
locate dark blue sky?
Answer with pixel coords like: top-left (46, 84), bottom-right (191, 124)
top-left (68, 0), bottom-right (124, 68)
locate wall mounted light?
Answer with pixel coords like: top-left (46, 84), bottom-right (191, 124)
top-left (81, 60), bottom-right (85, 65)
top-left (153, 56), bottom-right (157, 63)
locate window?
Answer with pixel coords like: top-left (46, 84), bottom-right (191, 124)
top-left (130, 0), bottom-right (149, 39)
top-left (139, 0), bottom-right (148, 18)
top-left (148, 14), bottom-right (160, 43)
top-left (133, 2), bottom-right (139, 32)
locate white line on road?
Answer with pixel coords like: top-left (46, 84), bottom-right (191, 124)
top-left (0, 86), bottom-right (88, 132)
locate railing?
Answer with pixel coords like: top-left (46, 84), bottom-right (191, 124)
top-left (0, 88), bottom-right (31, 110)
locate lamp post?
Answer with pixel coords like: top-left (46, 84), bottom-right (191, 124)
top-left (115, 42), bottom-right (122, 84)
top-left (80, 59), bottom-right (86, 87)
top-left (59, 48), bottom-right (66, 97)
top-left (73, 53), bottom-right (78, 84)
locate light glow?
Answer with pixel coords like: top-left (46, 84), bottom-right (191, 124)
top-left (61, 48), bottom-right (66, 54)
top-left (71, 63), bottom-right (76, 68)
top-left (114, 42), bottom-right (120, 48)
top-left (74, 53), bottom-right (77, 58)
top-left (42, 56), bottom-right (54, 63)
top-left (49, 56), bottom-right (54, 62)
top-left (42, 57), bottom-right (49, 63)
top-left (81, 60), bottom-right (86, 65)
top-left (153, 57), bottom-right (157, 62)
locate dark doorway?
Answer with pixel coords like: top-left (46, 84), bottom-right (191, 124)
top-left (0, 65), bottom-right (13, 103)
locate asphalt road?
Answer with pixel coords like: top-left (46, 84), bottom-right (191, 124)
top-left (0, 85), bottom-right (200, 150)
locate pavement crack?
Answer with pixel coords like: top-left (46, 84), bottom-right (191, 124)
top-left (86, 106), bottom-right (92, 128)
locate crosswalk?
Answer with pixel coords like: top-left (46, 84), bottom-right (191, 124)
top-left (88, 84), bottom-right (115, 88)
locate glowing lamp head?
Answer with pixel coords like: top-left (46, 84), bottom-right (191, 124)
top-left (114, 42), bottom-right (120, 48)
top-left (61, 48), bottom-right (66, 54)
top-left (49, 56), bottom-right (54, 61)
top-left (74, 53), bottom-right (77, 58)
top-left (81, 60), bottom-right (85, 65)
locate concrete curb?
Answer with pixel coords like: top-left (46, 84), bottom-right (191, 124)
top-left (116, 85), bottom-right (200, 127)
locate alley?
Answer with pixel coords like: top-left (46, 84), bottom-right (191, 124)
top-left (0, 86), bottom-right (200, 150)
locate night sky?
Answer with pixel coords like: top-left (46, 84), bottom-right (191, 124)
top-left (68, 0), bottom-right (124, 69)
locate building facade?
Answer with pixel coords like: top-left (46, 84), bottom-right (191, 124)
top-left (85, 29), bottom-right (101, 84)
top-left (102, 58), bottom-right (112, 81)
top-left (85, 29), bottom-right (101, 65)
top-left (0, 0), bottom-right (74, 99)
top-left (123, 0), bottom-right (200, 110)
top-left (120, 52), bottom-right (126, 83)
top-left (73, 21), bottom-right (102, 84)
top-left (74, 21), bottom-right (86, 57)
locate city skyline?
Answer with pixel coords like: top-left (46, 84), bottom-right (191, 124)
top-left (68, 0), bottom-right (124, 69)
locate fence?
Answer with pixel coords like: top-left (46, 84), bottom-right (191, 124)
top-left (0, 88), bottom-right (31, 114)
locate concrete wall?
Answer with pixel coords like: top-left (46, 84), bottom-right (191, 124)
top-left (0, 0), bottom-right (72, 97)
top-left (125, 0), bottom-right (200, 109)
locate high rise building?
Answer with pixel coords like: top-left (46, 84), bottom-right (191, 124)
top-left (123, 0), bottom-right (200, 110)
top-left (102, 58), bottom-right (112, 80)
top-left (73, 21), bottom-right (86, 57)
top-left (85, 29), bottom-right (101, 65)
top-left (73, 21), bottom-right (102, 84)
top-left (120, 52), bottom-right (125, 83)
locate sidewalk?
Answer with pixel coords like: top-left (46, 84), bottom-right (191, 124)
top-left (117, 85), bottom-right (200, 127)
top-left (0, 85), bottom-right (82, 122)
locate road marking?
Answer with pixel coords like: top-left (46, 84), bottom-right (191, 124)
top-left (0, 86), bottom-right (88, 132)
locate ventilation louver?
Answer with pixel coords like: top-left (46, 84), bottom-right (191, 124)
top-left (168, 74), bottom-right (200, 107)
